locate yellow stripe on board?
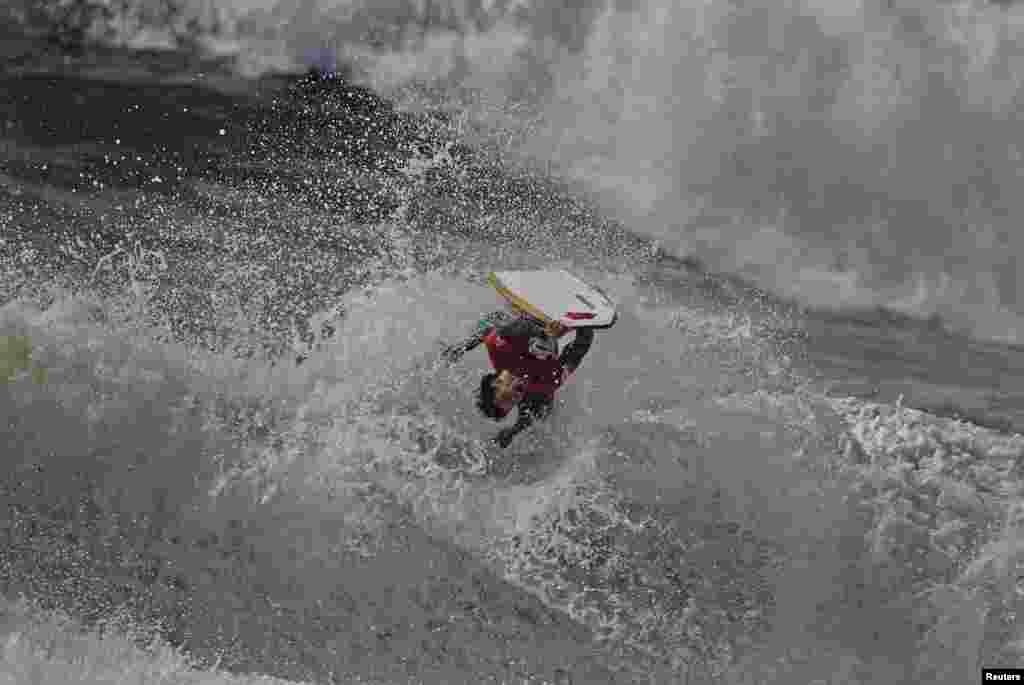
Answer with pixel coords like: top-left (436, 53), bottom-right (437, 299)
top-left (488, 272), bottom-right (553, 324)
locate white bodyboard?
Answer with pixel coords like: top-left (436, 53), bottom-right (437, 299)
top-left (489, 270), bottom-right (618, 329)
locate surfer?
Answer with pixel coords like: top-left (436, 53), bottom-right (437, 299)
top-left (441, 310), bottom-right (595, 448)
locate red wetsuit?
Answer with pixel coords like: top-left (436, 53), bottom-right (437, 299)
top-left (482, 326), bottom-right (565, 397)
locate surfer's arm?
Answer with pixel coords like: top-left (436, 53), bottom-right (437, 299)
top-left (558, 327), bottom-right (594, 375)
top-left (494, 395), bottom-right (551, 448)
top-left (494, 416), bottom-right (532, 448)
top-left (441, 310), bottom-right (514, 363)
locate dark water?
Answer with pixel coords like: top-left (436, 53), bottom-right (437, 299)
top-left (636, 254), bottom-right (1024, 435)
top-left (800, 309), bottom-right (1024, 434)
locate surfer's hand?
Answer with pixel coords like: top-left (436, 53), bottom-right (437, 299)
top-left (494, 427), bottom-right (517, 449)
top-left (440, 344), bottom-right (463, 364)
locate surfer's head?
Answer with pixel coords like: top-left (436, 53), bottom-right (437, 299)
top-left (477, 370), bottom-right (525, 419)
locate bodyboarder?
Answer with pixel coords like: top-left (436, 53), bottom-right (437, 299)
top-left (441, 310), bottom-right (595, 448)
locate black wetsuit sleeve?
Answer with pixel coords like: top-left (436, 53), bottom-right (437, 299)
top-left (558, 327), bottom-right (594, 373)
top-left (442, 310), bottom-right (514, 362)
top-left (495, 394), bottom-right (552, 447)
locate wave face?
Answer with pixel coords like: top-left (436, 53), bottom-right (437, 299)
top-left (132, 0), bottom-right (1024, 345)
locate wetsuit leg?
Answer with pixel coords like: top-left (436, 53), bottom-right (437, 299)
top-left (558, 327), bottom-right (594, 375)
